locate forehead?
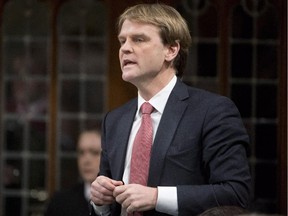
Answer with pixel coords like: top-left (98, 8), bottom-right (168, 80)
top-left (78, 133), bottom-right (100, 148)
top-left (118, 19), bottom-right (160, 36)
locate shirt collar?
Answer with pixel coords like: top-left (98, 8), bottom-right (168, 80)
top-left (137, 75), bottom-right (177, 114)
top-left (84, 181), bottom-right (91, 201)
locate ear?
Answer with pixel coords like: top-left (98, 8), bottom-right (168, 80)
top-left (165, 40), bottom-right (180, 62)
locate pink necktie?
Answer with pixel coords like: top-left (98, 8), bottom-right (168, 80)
top-left (130, 102), bottom-right (154, 186)
top-left (129, 102), bottom-right (154, 216)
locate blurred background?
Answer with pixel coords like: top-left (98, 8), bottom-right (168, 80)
top-left (0, 0), bottom-right (286, 215)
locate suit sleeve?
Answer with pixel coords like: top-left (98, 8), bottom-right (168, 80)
top-left (177, 96), bottom-right (251, 215)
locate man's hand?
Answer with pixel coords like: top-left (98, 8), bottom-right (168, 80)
top-left (113, 184), bottom-right (158, 213)
top-left (90, 175), bottom-right (123, 206)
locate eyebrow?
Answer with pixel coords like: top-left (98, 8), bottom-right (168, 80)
top-left (118, 33), bottom-right (149, 39)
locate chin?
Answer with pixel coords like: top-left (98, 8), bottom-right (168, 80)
top-left (122, 74), bottom-right (131, 81)
top-left (83, 178), bottom-right (94, 183)
top-left (82, 175), bottom-right (93, 182)
top-left (122, 75), bottom-right (139, 85)
top-left (122, 70), bottom-right (137, 80)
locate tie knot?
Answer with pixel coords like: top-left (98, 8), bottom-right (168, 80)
top-left (141, 102), bottom-right (154, 114)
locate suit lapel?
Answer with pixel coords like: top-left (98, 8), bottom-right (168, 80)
top-left (112, 100), bottom-right (137, 180)
top-left (148, 80), bottom-right (189, 186)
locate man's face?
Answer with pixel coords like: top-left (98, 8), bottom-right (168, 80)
top-left (77, 132), bottom-right (101, 183)
top-left (118, 19), bottom-right (169, 86)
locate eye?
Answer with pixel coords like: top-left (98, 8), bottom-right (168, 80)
top-left (90, 149), bottom-right (101, 156)
top-left (118, 38), bottom-right (126, 46)
top-left (134, 37), bottom-right (144, 43)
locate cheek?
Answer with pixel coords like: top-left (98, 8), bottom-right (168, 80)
top-left (146, 47), bottom-right (166, 62)
top-left (77, 161), bottom-right (83, 173)
top-left (145, 54), bottom-right (165, 70)
top-left (92, 157), bottom-right (101, 165)
top-left (119, 50), bottom-right (121, 60)
top-left (78, 158), bottom-right (84, 167)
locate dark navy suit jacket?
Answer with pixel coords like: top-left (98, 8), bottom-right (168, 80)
top-left (45, 182), bottom-right (90, 216)
top-left (96, 79), bottom-right (251, 216)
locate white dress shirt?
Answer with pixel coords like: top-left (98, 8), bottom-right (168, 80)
top-left (84, 182), bottom-right (91, 201)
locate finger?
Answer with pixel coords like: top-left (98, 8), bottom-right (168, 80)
top-left (126, 203), bottom-right (136, 214)
top-left (97, 176), bottom-right (117, 192)
top-left (91, 176), bottom-right (116, 200)
top-left (111, 180), bottom-right (124, 187)
top-left (113, 185), bottom-right (126, 197)
top-left (90, 190), bottom-right (115, 205)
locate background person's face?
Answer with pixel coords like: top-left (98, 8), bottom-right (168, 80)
top-left (77, 132), bottom-right (101, 183)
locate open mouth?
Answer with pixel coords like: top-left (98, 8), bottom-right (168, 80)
top-left (123, 59), bottom-right (136, 67)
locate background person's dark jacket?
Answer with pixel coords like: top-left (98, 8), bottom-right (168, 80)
top-left (45, 182), bottom-right (90, 216)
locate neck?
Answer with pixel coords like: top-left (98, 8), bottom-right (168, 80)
top-left (138, 72), bottom-right (175, 101)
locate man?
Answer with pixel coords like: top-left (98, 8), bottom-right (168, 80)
top-left (45, 129), bottom-right (101, 216)
top-left (90, 3), bottom-right (251, 216)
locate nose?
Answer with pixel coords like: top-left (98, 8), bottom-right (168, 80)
top-left (120, 40), bottom-right (133, 53)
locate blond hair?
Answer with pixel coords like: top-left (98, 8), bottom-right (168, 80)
top-left (117, 3), bottom-right (192, 77)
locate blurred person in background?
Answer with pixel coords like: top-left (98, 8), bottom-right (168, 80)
top-left (45, 129), bottom-right (101, 216)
